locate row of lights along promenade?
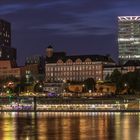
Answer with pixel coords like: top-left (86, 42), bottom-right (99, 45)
top-left (0, 91), bottom-right (139, 112)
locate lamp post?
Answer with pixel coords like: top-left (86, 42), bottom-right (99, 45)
top-left (38, 84), bottom-right (43, 94)
top-left (18, 85), bottom-right (21, 96)
top-left (139, 100), bottom-right (140, 110)
top-left (6, 89), bottom-right (13, 103)
top-left (82, 84), bottom-right (85, 93)
top-left (3, 85), bottom-right (6, 95)
top-left (63, 79), bottom-right (67, 94)
top-left (39, 84), bottom-right (43, 92)
top-left (124, 83), bottom-right (127, 87)
top-left (124, 83), bottom-right (128, 94)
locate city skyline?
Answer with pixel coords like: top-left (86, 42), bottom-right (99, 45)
top-left (0, 0), bottom-right (140, 65)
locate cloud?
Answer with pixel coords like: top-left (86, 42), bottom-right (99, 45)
top-left (35, 0), bottom-right (71, 8)
top-left (0, 1), bottom-right (71, 15)
top-left (0, 4), bottom-right (28, 15)
top-left (31, 22), bottom-right (113, 36)
top-left (2, 0), bottom-right (139, 35)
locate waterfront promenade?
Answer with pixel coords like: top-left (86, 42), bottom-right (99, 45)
top-left (0, 96), bottom-right (139, 112)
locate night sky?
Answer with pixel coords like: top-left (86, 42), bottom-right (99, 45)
top-left (0, 0), bottom-right (140, 65)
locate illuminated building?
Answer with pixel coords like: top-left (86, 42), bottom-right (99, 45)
top-left (0, 60), bottom-right (20, 79)
top-left (43, 82), bottom-right (64, 93)
top-left (118, 16), bottom-right (140, 64)
top-left (20, 55), bottom-right (46, 82)
top-left (45, 46), bottom-right (115, 82)
top-left (103, 65), bottom-right (122, 80)
top-left (20, 64), bottom-right (41, 82)
top-left (0, 46), bottom-right (16, 61)
top-left (0, 19), bottom-right (16, 61)
top-left (103, 60), bottom-right (140, 80)
top-left (0, 19), bottom-right (11, 47)
top-left (25, 55), bottom-right (45, 74)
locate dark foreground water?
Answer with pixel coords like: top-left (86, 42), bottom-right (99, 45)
top-left (0, 112), bottom-right (140, 140)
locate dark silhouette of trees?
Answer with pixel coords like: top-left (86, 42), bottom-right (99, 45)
top-left (108, 69), bottom-right (140, 94)
top-left (110, 69), bottom-right (123, 93)
top-left (84, 78), bottom-right (96, 92)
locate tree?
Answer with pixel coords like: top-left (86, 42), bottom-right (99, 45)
top-left (84, 78), bottom-right (96, 92)
top-left (110, 69), bottom-right (123, 94)
top-left (122, 70), bottom-right (140, 93)
top-left (34, 83), bottom-right (43, 92)
top-left (14, 84), bottom-right (25, 95)
top-left (105, 74), bottom-right (111, 81)
top-left (135, 70), bottom-right (140, 91)
top-left (4, 76), bottom-right (19, 84)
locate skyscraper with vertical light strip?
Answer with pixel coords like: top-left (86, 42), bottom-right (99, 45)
top-left (118, 16), bottom-right (140, 64)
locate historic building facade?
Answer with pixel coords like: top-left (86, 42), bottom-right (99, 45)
top-left (0, 60), bottom-right (20, 79)
top-left (103, 60), bottom-right (140, 80)
top-left (45, 46), bottom-right (115, 82)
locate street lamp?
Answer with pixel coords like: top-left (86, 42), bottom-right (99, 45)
top-left (63, 79), bottom-right (67, 93)
top-left (89, 90), bottom-right (92, 93)
top-left (38, 84), bottom-right (43, 94)
top-left (1, 85), bottom-right (7, 96)
top-left (39, 85), bottom-right (42, 88)
top-left (124, 83), bottom-right (127, 87)
top-left (139, 100), bottom-right (140, 110)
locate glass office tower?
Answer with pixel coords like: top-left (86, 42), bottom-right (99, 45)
top-left (118, 16), bottom-right (140, 64)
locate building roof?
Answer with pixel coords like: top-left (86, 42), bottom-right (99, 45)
top-left (25, 55), bottom-right (44, 65)
top-left (124, 60), bottom-right (140, 66)
top-left (104, 65), bottom-right (121, 68)
top-left (118, 16), bottom-right (140, 21)
top-left (46, 54), bottom-right (115, 63)
top-left (0, 19), bottom-right (10, 24)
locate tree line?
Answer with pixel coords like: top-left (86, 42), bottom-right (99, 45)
top-left (106, 69), bottom-right (140, 94)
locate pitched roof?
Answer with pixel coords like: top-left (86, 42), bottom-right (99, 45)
top-left (46, 54), bottom-right (115, 63)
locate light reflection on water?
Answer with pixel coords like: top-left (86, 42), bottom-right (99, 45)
top-left (0, 112), bottom-right (139, 140)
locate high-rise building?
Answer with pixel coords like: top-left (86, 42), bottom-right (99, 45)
top-left (0, 19), bottom-right (11, 47)
top-left (0, 19), bottom-right (16, 61)
top-left (118, 16), bottom-right (140, 64)
top-left (0, 20), bottom-right (19, 80)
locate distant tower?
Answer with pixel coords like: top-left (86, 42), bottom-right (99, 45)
top-left (118, 16), bottom-right (140, 64)
top-left (46, 45), bottom-right (54, 58)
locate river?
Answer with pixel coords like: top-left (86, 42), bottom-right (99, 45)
top-left (0, 112), bottom-right (139, 140)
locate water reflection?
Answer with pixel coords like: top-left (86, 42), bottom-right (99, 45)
top-left (0, 113), bottom-right (139, 139)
